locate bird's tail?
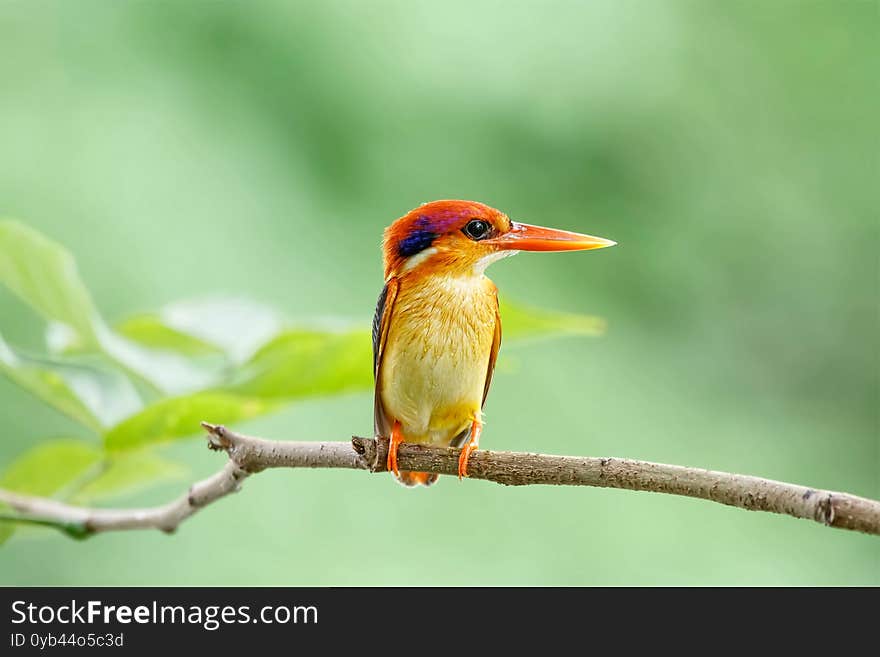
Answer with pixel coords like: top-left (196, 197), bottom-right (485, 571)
top-left (395, 471), bottom-right (439, 487)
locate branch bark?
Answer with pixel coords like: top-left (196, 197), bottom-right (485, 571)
top-left (0, 422), bottom-right (877, 539)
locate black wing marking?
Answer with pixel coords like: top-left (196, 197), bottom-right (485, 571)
top-left (372, 283), bottom-right (389, 377)
top-left (482, 293), bottom-right (502, 408)
top-left (372, 277), bottom-right (399, 437)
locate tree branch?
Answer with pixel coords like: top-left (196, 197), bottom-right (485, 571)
top-left (0, 422), bottom-right (877, 539)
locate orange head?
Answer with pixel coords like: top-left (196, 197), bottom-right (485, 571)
top-left (382, 199), bottom-right (616, 278)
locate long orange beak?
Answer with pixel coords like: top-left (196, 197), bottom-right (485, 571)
top-left (488, 222), bottom-right (617, 252)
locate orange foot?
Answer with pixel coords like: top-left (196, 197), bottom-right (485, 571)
top-left (458, 418), bottom-right (482, 480)
top-left (387, 420), bottom-right (403, 477)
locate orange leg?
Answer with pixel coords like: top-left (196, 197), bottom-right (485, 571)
top-left (387, 420), bottom-right (403, 477)
top-left (458, 417), bottom-right (482, 480)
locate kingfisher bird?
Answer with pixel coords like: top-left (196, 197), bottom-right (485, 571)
top-left (373, 200), bottom-right (615, 486)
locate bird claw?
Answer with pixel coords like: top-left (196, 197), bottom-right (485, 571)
top-left (387, 421), bottom-right (403, 477)
top-left (458, 418), bottom-right (482, 480)
top-left (458, 443), bottom-right (476, 479)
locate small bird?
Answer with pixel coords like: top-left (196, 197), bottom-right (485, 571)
top-left (373, 200), bottom-right (615, 486)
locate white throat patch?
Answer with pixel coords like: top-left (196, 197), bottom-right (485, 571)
top-left (402, 247), bottom-right (439, 272)
top-left (403, 247), bottom-right (519, 275)
top-left (474, 249), bottom-right (519, 274)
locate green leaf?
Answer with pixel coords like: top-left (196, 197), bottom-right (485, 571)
top-left (0, 334), bottom-right (142, 430)
top-left (0, 440), bottom-right (102, 495)
top-left (0, 439), bottom-right (103, 544)
top-left (114, 315), bottom-right (225, 356)
top-left (104, 392), bottom-right (276, 451)
top-left (0, 220), bottom-right (100, 346)
top-left (0, 220), bottom-right (217, 396)
top-left (46, 320), bottom-right (221, 397)
top-left (499, 297), bottom-right (606, 342)
top-left (228, 328), bottom-right (372, 399)
top-left (71, 450), bottom-right (187, 504)
top-left (152, 297), bottom-right (283, 363)
top-left (99, 297), bottom-right (287, 392)
top-left (109, 298), bottom-right (283, 363)
top-left (103, 327), bottom-right (368, 450)
top-left (95, 325), bottom-right (220, 395)
top-left (85, 297), bottom-right (287, 395)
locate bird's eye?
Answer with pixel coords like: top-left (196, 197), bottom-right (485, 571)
top-left (462, 219), bottom-right (492, 241)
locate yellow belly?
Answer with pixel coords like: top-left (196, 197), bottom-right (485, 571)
top-left (379, 274), bottom-right (497, 446)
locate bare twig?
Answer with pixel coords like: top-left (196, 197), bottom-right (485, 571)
top-left (0, 422), bottom-right (877, 539)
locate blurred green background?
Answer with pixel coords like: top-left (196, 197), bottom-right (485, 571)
top-left (0, 0), bottom-right (877, 585)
